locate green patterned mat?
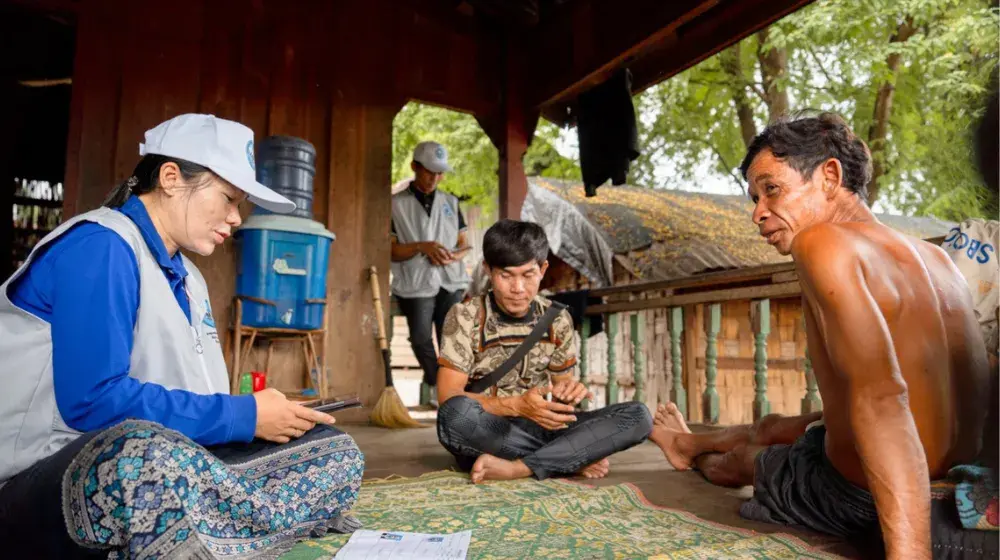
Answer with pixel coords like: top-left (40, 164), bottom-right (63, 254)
top-left (281, 471), bottom-right (837, 559)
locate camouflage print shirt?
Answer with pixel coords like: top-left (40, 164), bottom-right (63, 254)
top-left (437, 292), bottom-right (577, 397)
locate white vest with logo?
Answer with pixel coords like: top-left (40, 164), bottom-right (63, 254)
top-left (0, 207), bottom-right (229, 482)
top-left (391, 188), bottom-right (471, 298)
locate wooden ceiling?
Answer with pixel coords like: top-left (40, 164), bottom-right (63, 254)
top-left (403, 0), bottom-right (814, 125)
top-left (4, 0), bottom-right (815, 128)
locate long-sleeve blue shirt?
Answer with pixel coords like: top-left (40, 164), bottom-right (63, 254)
top-left (9, 196), bottom-right (256, 445)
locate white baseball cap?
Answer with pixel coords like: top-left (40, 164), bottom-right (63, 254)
top-left (139, 114), bottom-right (296, 214)
top-left (412, 141), bottom-right (453, 174)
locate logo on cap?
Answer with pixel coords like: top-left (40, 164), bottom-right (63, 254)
top-left (435, 146), bottom-right (445, 159)
top-left (246, 140), bottom-right (255, 170)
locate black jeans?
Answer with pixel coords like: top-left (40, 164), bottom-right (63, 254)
top-left (437, 395), bottom-right (653, 480)
top-left (395, 288), bottom-right (465, 386)
top-left (0, 425), bottom-right (344, 559)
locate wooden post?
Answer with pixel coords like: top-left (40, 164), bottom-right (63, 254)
top-left (751, 299), bottom-right (771, 420)
top-left (607, 313), bottom-right (619, 405)
top-left (801, 347), bottom-right (823, 413)
top-left (631, 313), bottom-right (645, 403)
top-left (669, 307), bottom-right (687, 419)
top-left (494, 42), bottom-right (538, 220)
top-left (580, 317), bottom-right (590, 409)
top-left (703, 303), bottom-right (721, 424)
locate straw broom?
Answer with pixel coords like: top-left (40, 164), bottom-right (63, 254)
top-left (368, 266), bottom-right (424, 429)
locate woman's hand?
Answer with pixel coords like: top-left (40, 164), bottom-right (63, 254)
top-left (252, 388), bottom-right (336, 443)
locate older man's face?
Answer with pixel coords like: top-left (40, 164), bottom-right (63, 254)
top-left (746, 149), bottom-right (831, 256)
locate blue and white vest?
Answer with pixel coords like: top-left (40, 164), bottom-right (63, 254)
top-left (0, 208), bottom-right (229, 482)
top-left (390, 188), bottom-right (470, 298)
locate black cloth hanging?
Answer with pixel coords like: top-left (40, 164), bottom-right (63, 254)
top-left (576, 68), bottom-right (640, 197)
top-left (547, 290), bottom-right (604, 337)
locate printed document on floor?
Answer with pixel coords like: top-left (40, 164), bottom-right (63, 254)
top-left (332, 529), bottom-right (471, 559)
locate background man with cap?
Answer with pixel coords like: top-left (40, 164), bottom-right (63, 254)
top-left (391, 141), bottom-right (472, 405)
top-left (0, 113), bottom-right (364, 558)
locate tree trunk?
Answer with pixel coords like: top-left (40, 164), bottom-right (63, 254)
top-left (867, 17), bottom-right (916, 206)
top-left (756, 28), bottom-right (790, 122)
top-left (720, 43), bottom-right (757, 148)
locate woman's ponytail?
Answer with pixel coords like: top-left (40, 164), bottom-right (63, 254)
top-left (102, 155), bottom-right (211, 208)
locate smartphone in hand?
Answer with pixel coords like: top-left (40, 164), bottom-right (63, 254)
top-left (308, 395), bottom-right (363, 413)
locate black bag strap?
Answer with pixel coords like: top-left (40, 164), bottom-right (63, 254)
top-left (465, 301), bottom-right (567, 394)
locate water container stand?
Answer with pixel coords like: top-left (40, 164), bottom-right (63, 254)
top-left (228, 295), bottom-right (329, 398)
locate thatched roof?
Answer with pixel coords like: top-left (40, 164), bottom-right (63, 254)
top-left (530, 178), bottom-right (956, 281)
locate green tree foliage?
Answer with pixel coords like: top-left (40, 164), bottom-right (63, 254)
top-left (633, 0), bottom-right (998, 221)
top-left (391, 103), bottom-right (579, 212)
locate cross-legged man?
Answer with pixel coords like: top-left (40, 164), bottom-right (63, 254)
top-left (436, 219), bottom-right (652, 483)
top-left (649, 113), bottom-right (991, 559)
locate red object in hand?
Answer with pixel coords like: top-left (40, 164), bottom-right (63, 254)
top-left (251, 371), bottom-right (267, 392)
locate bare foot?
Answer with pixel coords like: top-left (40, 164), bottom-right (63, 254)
top-left (470, 454), bottom-right (532, 484)
top-left (577, 458), bottom-right (610, 479)
top-left (655, 402), bottom-right (691, 433)
top-left (649, 403), bottom-right (694, 471)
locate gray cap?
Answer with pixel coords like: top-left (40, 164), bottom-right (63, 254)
top-left (139, 113), bottom-right (297, 214)
top-left (412, 141), bottom-right (453, 174)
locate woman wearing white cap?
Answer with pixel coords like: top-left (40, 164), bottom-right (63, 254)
top-left (0, 114), bottom-right (364, 558)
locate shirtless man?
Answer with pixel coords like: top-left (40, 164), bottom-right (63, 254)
top-left (649, 113), bottom-right (991, 559)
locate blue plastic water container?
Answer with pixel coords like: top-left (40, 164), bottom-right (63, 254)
top-left (235, 214), bottom-right (336, 330)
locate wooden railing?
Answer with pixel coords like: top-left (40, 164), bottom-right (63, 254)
top-left (578, 233), bottom-right (946, 424)
top-left (579, 261), bottom-right (819, 424)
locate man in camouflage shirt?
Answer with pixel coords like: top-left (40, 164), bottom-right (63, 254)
top-left (436, 220), bottom-right (652, 483)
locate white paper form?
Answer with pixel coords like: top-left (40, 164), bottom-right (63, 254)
top-left (332, 530), bottom-right (471, 560)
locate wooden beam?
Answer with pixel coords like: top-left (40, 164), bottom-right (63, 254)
top-left (530, 0), bottom-right (816, 124)
top-left (589, 262), bottom-right (795, 298)
top-left (626, 0), bottom-right (813, 100)
top-left (771, 271), bottom-right (799, 284)
top-left (587, 282), bottom-right (802, 315)
top-left (696, 356), bottom-right (806, 371)
top-left (525, 0), bottom-right (721, 111)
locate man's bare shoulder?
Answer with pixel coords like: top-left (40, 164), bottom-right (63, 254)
top-left (909, 235), bottom-right (957, 268)
top-left (791, 221), bottom-right (929, 268)
top-left (790, 222), bottom-right (866, 275)
top-left (788, 222), bottom-right (910, 306)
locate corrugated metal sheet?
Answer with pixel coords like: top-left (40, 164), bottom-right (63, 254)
top-left (530, 178), bottom-right (956, 282)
